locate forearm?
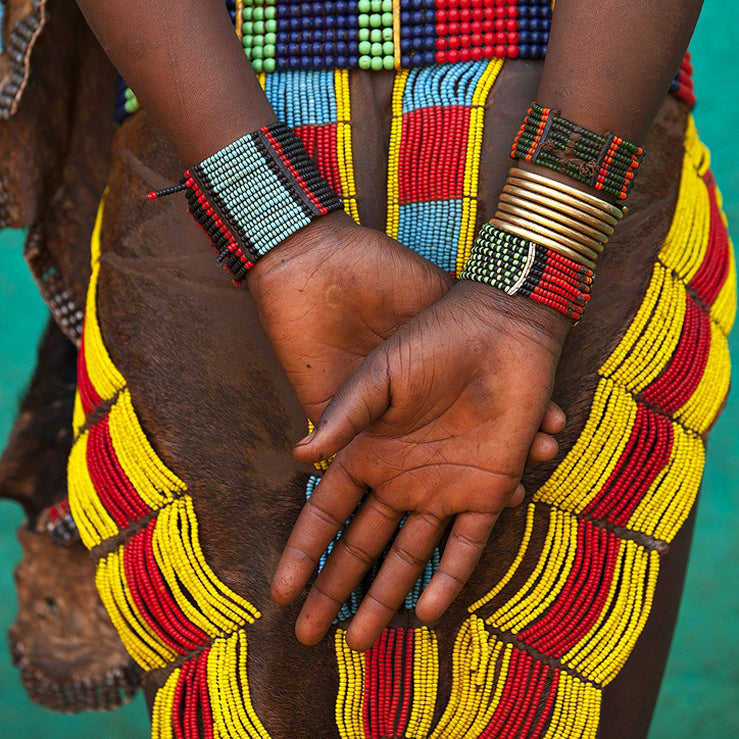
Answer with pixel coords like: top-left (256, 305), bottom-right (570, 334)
top-left (537, 0), bottom-right (703, 163)
top-left (74, 0), bottom-right (276, 163)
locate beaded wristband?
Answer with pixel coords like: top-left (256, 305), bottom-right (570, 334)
top-left (511, 103), bottom-right (646, 200)
top-left (149, 121), bottom-right (342, 283)
top-left (460, 223), bottom-right (593, 322)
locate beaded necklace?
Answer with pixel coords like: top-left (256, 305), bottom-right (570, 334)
top-left (71, 69), bottom-right (733, 739)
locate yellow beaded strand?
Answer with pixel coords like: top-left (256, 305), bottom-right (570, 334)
top-left (628, 423), bottom-right (704, 541)
top-left (67, 430), bottom-right (119, 547)
top-left (534, 382), bottom-right (637, 513)
top-left (600, 266), bottom-right (686, 392)
top-left (468, 504), bottom-right (535, 613)
top-left (456, 58), bottom-right (505, 275)
top-left (677, 317), bottom-right (731, 433)
top-left (487, 507), bottom-right (578, 634)
top-left (95, 547), bottom-right (174, 669)
top-left (429, 617), bottom-right (511, 739)
top-left (409, 627), bottom-right (439, 738)
top-left (207, 631), bottom-right (272, 738)
top-left (82, 201), bottom-right (126, 402)
top-left (108, 389), bottom-right (187, 510)
top-left (712, 243), bottom-right (737, 335)
top-left (335, 69), bottom-right (361, 224)
top-left (152, 497), bottom-right (261, 636)
top-left (151, 666), bottom-right (179, 739)
top-left (659, 152), bottom-right (711, 283)
top-left (334, 629), bottom-right (365, 739)
top-left (385, 69), bottom-right (409, 240)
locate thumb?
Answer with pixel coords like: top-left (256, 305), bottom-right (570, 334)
top-left (294, 349), bottom-right (392, 464)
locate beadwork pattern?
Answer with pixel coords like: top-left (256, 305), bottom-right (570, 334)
top-left (79, 62), bottom-right (734, 736)
top-left (69, 204), bottom-right (269, 738)
top-left (511, 103), bottom-right (646, 200)
top-left (113, 3), bottom-right (696, 126)
top-left (236, 0), bottom-right (552, 73)
top-left (173, 121), bottom-right (342, 282)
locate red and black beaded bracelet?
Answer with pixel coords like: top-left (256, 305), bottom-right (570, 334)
top-left (148, 121), bottom-right (342, 284)
top-left (511, 103), bottom-right (645, 200)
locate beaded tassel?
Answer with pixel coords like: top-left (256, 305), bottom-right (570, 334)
top-left (335, 626), bottom-right (438, 739)
top-left (387, 59), bottom-right (503, 273)
top-left (42, 499), bottom-right (80, 545)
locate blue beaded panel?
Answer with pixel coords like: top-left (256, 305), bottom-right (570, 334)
top-left (398, 200), bottom-right (464, 273)
top-left (265, 69), bottom-right (338, 126)
top-left (400, 58), bottom-right (489, 113)
top-left (393, 61), bottom-right (492, 271)
top-left (305, 475), bottom-right (441, 619)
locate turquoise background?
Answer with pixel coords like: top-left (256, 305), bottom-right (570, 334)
top-left (0, 4), bottom-right (737, 737)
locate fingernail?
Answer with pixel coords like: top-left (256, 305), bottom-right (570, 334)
top-left (295, 430), bottom-right (315, 447)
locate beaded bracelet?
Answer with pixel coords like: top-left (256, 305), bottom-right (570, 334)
top-left (511, 103), bottom-right (646, 200)
top-left (460, 223), bottom-right (593, 322)
top-left (148, 121), bottom-right (342, 283)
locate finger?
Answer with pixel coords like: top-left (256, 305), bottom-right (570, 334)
top-left (293, 349), bottom-right (391, 464)
top-left (526, 432), bottom-right (559, 466)
top-left (271, 460), bottom-right (365, 605)
top-left (295, 494), bottom-right (404, 646)
top-left (541, 401), bottom-right (566, 435)
top-left (415, 511), bottom-right (498, 624)
top-left (345, 512), bottom-right (447, 652)
top-left (505, 483), bottom-right (526, 508)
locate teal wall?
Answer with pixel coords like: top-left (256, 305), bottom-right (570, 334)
top-left (0, 3), bottom-right (737, 736)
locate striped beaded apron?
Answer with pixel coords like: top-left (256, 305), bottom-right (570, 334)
top-left (70, 51), bottom-right (735, 737)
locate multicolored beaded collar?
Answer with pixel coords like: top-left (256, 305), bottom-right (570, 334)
top-left (237, 0), bottom-right (552, 73)
top-left (115, 2), bottom-right (696, 126)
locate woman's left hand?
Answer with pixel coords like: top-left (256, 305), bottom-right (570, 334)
top-left (271, 279), bottom-right (570, 651)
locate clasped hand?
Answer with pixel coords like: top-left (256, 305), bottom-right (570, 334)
top-left (249, 213), bottom-right (568, 651)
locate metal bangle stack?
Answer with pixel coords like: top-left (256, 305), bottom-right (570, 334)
top-left (492, 167), bottom-right (626, 271)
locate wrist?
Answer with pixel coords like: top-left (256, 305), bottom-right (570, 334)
top-left (248, 210), bottom-right (354, 286)
top-left (148, 121), bottom-right (343, 284)
top-left (452, 279), bottom-right (571, 350)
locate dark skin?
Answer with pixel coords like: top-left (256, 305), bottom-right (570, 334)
top-left (75, 0), bottom-right (703, 652)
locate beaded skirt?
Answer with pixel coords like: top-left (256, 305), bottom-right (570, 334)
top-left (69, 57), bottom-right (735, 738)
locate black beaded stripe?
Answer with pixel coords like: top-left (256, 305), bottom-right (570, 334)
top-left (257, 123), bottom-right (342, 216)
top-left (183, 177), bottom-right (260, 276)
top-left (253, 128), bottom-right (322, 221)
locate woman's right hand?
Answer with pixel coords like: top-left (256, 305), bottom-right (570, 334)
top-left (247, 211), bottom-right (455, 424)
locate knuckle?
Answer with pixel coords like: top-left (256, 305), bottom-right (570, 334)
top-left (338, 539), bottom-right (376, 567)
top-left (391, 544), bottom-right (427, 570)
top-left (450, 529), bottom-right (486, 551)
top-left (305, 497), bottom-right (345, 531)
top-left (283, 543), bottom-right (319, 566)
top-left (436, 567), bottom-right (466, 588)
top-left (364, 592), bottom-right (396, 614)
top-left (311, 580), bottom-right (348, 607)
top-left (367, 495), bottom-right (399, 523)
